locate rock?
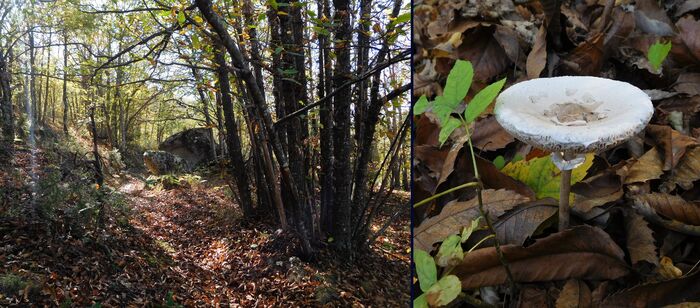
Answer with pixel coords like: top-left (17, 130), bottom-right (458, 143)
top-left (158, 128), bottom-right (216, 168)
top-left (143, 150), bottom-right (186, 175)
top-left (314, 285), bottom-right (338, 305)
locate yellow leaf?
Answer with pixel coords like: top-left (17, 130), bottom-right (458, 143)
top-left (501, 153), bottom-right (594, 202)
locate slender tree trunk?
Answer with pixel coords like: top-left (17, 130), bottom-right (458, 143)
top-left (62, 31), bottom-right (69, 135)
top-left (191, 67), bottom-right (217, 158)
top-left (0, 49), bottom-right (13, 142)
top-left (196, 0), bottom-right (315, 258)
top-left (317, 0), bottom-right (335, 235)
top-left (214, 47), bottom-right (254, 217)
top-left (349, 0), bottom-right (403, 247)
top-left (41, 32), bottom-right (51, 124)
top-left (28, 27), bottom-right (37, 127)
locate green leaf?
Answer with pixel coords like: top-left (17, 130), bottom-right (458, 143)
top-left (438, 117), bottom-right (461, 146)
top-left (493, 155), bottom-right (506, 170)
top-left (461, 217), bottom-right (481, 243)
top-left (435, 235), bottom-right (463, 267)
top-left (443, 60), bottom-right (473, 107)
top-left (191, 34), bottom-right (200, 49)
top-left (512, 154), bottom-right (524, 163)
top-left (312, 26), bottom-right (330, 36)
top-left (433, 96), bottom-right (455, 125)
top-left (388, 12), bottom-right (410, 29)
top-left (177, 11), bottom-right (185, 26)
top-left (426, 275), bottom-right (462, 306)
top-left (648, 40), bottom-right (672, 71)
top-left (464, 77), bottom-right (506, 123)
top-left (413, 95), bottom-right (430, 115)
top-left (501, 154), bottom-right (594, 202)
top-left (414, 249), bottom-right (437, 292)
top-left (413, 294), bottom-right (429, 308)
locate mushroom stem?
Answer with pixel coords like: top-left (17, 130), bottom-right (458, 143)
top-left (559, 168), bottom-right (572, 231)
top-left (558, 152), bottom-right (574, 231)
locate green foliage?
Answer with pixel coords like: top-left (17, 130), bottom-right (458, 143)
top-left (165, 291), bottom-right (183, 308)
top-left (0, 274), bottom-right (26, 296)
top-left (648, 40), bottom-right (672, 71)
top-left (493, 155), bottom-right (506, 170)
top-left (412, 60), bottom-right (506, 146)
top-left (464, 78), bottom-right (506, 123)
top-left (414, 249), bottom-right (437, 292)
top-left (501, 154), bottom-right (594, 202)
top-left (425, 275), bottom-right (461, 306)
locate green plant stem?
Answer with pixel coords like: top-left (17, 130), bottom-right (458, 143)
top-left (461, 115), bottom-right (517, 297)
top-left (413, 181), bottom-right (479, 208)
top-left (468, 234), bottom-right (495, 253)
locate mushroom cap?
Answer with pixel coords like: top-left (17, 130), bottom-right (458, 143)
top-left (494, 76), bottom-right (653, 153)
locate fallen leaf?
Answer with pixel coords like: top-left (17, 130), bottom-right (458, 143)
top-left (645, 125), bottom-right (698, 171)
top-left (676, 16), bottom-right (700, 63)
top-left (631, 194), bottom-right (700, 236)
top-left (601, 272), bottom-right (700, 307)
top-left (526, 24), bottom-right (547, 79)
top-left (572, 169), bottom-right (624, 213)
top-left (663, 146), bottom-right (700, 192)
top-left (624, 210), bottom-right (658, 266)
top-left (674, 73), bottom-right (700, 96)
top-left (625, 147), bottom-right (664, 184)
top-left (658, 256), bottom-right (683, 279)
top-left (555, 279), bottom-right (592, 308)
top-left (501, 153), bottom-right (594, 202)
top-left (451, 26), bottom-right (510, 82)
top-left (413, 189), bottom-right (530, 252)
top-left (470, 116), bottom-right (515, 151)
top-left (452, 225), bottom-right (629, 288)
top-left (493, 198), bottom-right (558, 246)
top-left (634, 193), bottom-right (700, 226)
top-left (518, 286), bottom-right (553, 308)
top-left (559, 33), bottom-right (605, 76)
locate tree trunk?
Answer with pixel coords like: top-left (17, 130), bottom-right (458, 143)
top-left (196, 0), bottom-right (315, 258)
top-left (213, 47), bottom-right (254, 217)
top-left (41, 32), bottom-right (52, 124)
top-left (28, 27), bottom-right (37, 127)
top-left (0, 49), bottom-right (13, 142)
top-left (62, 31), bottom-right (69, 135)
top-left (317, 0), bottom-right (335, 235)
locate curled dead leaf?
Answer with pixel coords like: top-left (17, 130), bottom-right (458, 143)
top-left (452, 225), bottom-right (629, 289)
top-left (413, 189), bottom-right (530, 252)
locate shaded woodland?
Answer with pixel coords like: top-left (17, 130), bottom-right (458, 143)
top-left (0, 0), bottom-right (410, 305)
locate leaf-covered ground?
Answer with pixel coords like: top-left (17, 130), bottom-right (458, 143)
top-left (414, 0), bottom-right (700, 306)
top-left (1, 140), bottom-right (410, 306)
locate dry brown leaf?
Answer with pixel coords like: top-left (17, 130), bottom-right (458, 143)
top-left (646, 125), bottom-right (698, 171)
top-left (526, 24), bottom-right (547, 79)
top-left (663, 146), bottom-right (700, 191)
top-left (559, 33), bottom-right (605, 76)
top-left (635, 193), bottom-right (700, 226)
top-left (632, 195), bottom-right (700, 236)
top-left (494, 25), bottom-right (525, 69)
top-left (470, 116), bottom-right (515, 151)
top-left (624, 210), bottom-right (658, 266)
top-left (601, 273), bottom-right (700, 307)
top-left (658, 256), bottom-right (683, 280)
top-left (664, 303), bottom-right (700, 308)
top-left (518, 286), bottom-right (553, 308)
top-left (572, 169), bottom-right (624, 213)
top-left (556, 279), bottom-right (592, 308)
top-left (674, 73), bottom-right (700, 96)
top-left (676, 16), bottom-right (700, 62)
top-left (413, 189), bottom-right (530, 252)
top-left (625, 147), bottom-right (665, 184)
top-left (494, 198), bottom-right (558, 246)
top-left (451, 26), bottom-right (510, 82)
top-left (475, 157), bottom-right (537, 199)
top-left (452, 225), bottom-right (629, 288)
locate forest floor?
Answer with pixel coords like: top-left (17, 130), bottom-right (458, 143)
top-left (0, 137), bottom-right (410, 307)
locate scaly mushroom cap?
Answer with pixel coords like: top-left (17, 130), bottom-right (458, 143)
top-left (494, 76), bottom-right (653, 153)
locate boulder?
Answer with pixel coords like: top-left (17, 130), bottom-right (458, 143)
top-left (158, 128), bottom-right (216, 168)
top-left (143, 150), bottom-right (186, 175)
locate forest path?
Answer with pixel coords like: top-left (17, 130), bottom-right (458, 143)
top-left (114, 173), bottom-right (315, 306)
top-left (113, 173), bottom-right (411, 306)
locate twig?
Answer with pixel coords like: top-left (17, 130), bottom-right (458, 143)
top-left (461, 115), bottom-right (517, 298)
top-left (413, 182), bottom-right (479, 208)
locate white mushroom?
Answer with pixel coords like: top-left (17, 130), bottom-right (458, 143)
top-left (494, 76), bottom-right (653, 230)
